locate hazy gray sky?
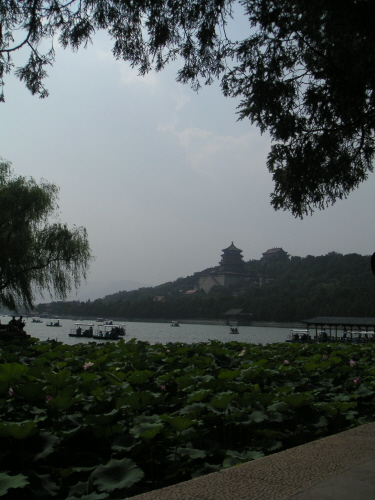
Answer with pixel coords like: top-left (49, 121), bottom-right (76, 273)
top-left (2, 27), bottom-right (374, 300)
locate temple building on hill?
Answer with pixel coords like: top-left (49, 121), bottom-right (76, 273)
top-left (198, 242), bottom-right (246, 293)
top-left (261, 247), bottom-right (289, 262)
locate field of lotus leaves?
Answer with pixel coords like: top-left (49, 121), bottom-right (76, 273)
top-left (1, 336), bottom-right (375, 499)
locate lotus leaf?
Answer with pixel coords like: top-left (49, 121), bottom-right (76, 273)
top-left (104, 371), bottom-right (124, 385)
top-left (85, 409), bottom-right (118, 426)
top-left (304, 362), bottom-right (319, 372)
top-left (330, 356), bottom-right (343, 364)
top-left (65, 493), bottom-right (109, 500)
top-left (161, 415), bottom-right (195, 432)
top-left (0, 420), bottom-right (38, 439)
top-left (179, 402), bottom-right (206, 418)
top-left (191, 462), bottom-right (222, 478)
top-left (222, 456), bottom-right (242, 467)
top-left (0, 472), bottom-right (29, 495)
top-left (223, 448), bottom-right (264, 467)
top-left (209, 392), bottom-right (236, 410)
top-left (117, 391), bottom-right (156, 411)
top-left (128, 414), bottom-right (163, 436)
top-left (268, 401), bottom-right (289, 412)
top-left (34, 432), bottom-right (61, 461)
top-left (92, 458), bottom-right (144, 492)
top-left (47, 394), bottom-right (75, 411)
top-left (0, 363), bottom-right (27, 383)
top-left (355, 384), bottom-right (375, 397)
top-left (32, 473), bottom-right (60, 496)
top-left (13, 381), bottom-right (46, 401)
top-left (188, 389), bottom-right (212, 402)
top-left (313, 416), bottom-right (329, 428)
top-left (176, 446), bottom-right (206, 459)
top-left (283, 393), bottom-right (311, 408)
top-left (247, 410), bottom-right (268, 423)
top-left (126, 370), bottom-right (154, 385)
top-left (218, 370), bottom-right (241, 380)
top-left (44, 369), bottom-right (72, 387)
top-left (111, 433), bottom-right (135, 452)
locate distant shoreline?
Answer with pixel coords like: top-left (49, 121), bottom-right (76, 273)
top-left (54, 315), bottom-right (305, 329)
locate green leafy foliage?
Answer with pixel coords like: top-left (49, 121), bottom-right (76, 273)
top-left (91, 458), bottom-right (144, 493)
top-left (0, 337), bottom-right (375, 498)
top-left (2, 1), bottom-right (374, 214)
top-left (0, 161), bottom-right (92, 311)
top-left (0, 472), bottom-right (29, 496)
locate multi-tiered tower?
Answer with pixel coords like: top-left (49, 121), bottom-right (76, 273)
top-left (198, 242), bottom-right (245, 293)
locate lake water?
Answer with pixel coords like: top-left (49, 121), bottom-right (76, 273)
top-left (2, 316), bottom-right (289, 345)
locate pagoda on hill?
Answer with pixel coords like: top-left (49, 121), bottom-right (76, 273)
top-left (198, 242), bottom-right (246, 293)
top-left (218, 242), bottom-right (245, 273)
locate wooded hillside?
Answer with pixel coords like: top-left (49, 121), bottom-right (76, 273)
top-left (36, 252), bottom-right (375, 322)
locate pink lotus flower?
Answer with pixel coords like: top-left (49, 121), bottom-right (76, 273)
top-left (160, 385), bottom-right (167, 391)
top-left (83, 362), bottom-right (94, 370)
top-left (283, 360), bottom-right (289, 365)
top-left (322, 355), bottom-right (328, 359)
top-left (46, 395), bottom-right (53, 401)
top-left (353, 378), bottom-right (361, 384)
top-left (8, 387), bottom-right (14, 396)
top-left (349, 360), bottom-right (356, 366)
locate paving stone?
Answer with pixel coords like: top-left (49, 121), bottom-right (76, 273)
top-left (128, 422), bottom-right (375, 500)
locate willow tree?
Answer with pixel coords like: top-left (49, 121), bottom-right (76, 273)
top-left (0, 160), bottom-right (92, 311)
top-left (1, 0), bottom-right (375, 217)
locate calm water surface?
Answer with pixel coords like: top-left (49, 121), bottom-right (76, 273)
top-left (2, 316), bottom-right (288, 345)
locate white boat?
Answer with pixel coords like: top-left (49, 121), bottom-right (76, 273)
top-left (31, 317), bottom-right (43, 323)
top-left (286, 329), bottom-right (312, 343)
top-left (351, 331), bottom-right (371, 344)
top-left (93, 324), bottom-right (125, 340)
top-left (69, 322), bottom-right (94, 338)
top-left (171, 321), bottom-right (180, 327)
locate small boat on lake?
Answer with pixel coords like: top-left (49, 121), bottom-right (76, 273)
top-left (286, 329), bottom-right (312, 343)
top-left (46, 320), bottom-right (62, 327)
top-left (229, 326), bottom-right (239, 334)
top-left (92, 324), bottom-right (125, 340)
top-left (171, 321), bottom-right (180, 327)
top-left (31, 317), bottom-right (43, 323)
top-left (69, 323), bottom-right (94, 338)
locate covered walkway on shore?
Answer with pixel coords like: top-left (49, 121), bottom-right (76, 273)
top-left (302, 316), bottom-right (375, 342)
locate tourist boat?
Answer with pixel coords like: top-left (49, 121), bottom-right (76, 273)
top-left (229, 326), bottom-right (239, 334)
top-left (96, 317), bottom-right (104, 322)
top-left (31, 317), bottom-right (43, 323)
top-left (46, 320), bottom-right (62, 327)
top-left (92, 324), bottom-right (125, 340)
top-left (171, 321), bottom-right (180, 327)
top-left (69, 322), bottom-right (94, 338)
top-left (351, 331), bottom-right (373, 344)
top-left (286, 329), bottom-right (312, 343)
top-left (316, 330), bottom-right (331, 343)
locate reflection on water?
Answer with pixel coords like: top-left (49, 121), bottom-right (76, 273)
top-left (1, 316), bottom-right (288, 345)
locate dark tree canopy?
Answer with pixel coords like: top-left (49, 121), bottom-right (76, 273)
top-left (1, 0), bottom-right (374, 216)
top-left (0, 160), bottom-right (92, 311)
